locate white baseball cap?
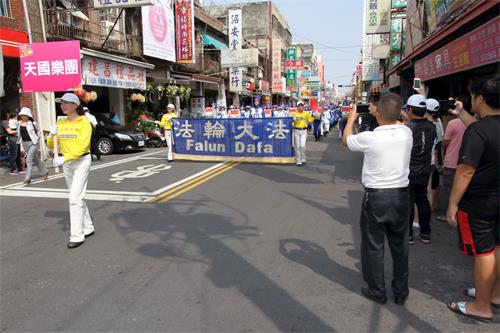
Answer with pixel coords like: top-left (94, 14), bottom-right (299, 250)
top-left (18, 107), bottom-right (33, 118)
top-left (167, 103), bottom-right (175, 109)
top-left (297, 101), bottom-right (305, 106)
top-left (406, 94), bottom-right (427, 108)
top-left (55, 93), bottom-right (80, 106)
top-left (426, 98), bottom-right (440, 112)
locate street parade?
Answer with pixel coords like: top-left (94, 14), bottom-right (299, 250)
top-left (0, 0), bottom-right (499, 332)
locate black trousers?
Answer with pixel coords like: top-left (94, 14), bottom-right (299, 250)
top-left (360, 190), bottom-right (410, 298)
top-left (409, 173), bottom-right (432, 236)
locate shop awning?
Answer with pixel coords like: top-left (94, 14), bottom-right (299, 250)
top-left (0, 28), bottom-right (28, 57)
top-left (203, 35), bottom-right (228, 50)
top-left (81, 48), bottom-right (155, 69)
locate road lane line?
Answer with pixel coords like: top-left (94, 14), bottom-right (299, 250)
top-left (157, 162), bottom-right (241, 203)
top-left (151, 162), bottom-right (226, 195)
top-left (0, 190), bottom-right (151, 202)
top-left (0, 150), bottom-right (166, 190)
top-left (148, 162), bottom-right (236, 203)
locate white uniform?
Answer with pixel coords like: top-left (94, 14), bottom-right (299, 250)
top-left (251, 107), bottom-right (263, 118)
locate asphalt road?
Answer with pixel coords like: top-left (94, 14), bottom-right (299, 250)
top-left (0, 131), bottom-right (498, 332)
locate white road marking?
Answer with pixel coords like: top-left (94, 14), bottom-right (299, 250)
top-left (109, 165), bottom-right (172, 183)
top-left (0, 157), bottom-right (227, 203)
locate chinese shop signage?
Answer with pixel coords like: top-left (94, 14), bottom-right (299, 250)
top-left (365, 0), bottom-right (391, 34)
top-left (415, 18), bottom-right (499, 81)
top-left (175, 0), bottom-right (195, 63)
top-left (82, 56), bottom-right (146, 90)
top-left (228, 9), bottom-right (243, 92)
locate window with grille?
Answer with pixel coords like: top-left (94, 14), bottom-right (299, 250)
top-left (0, 0), bottom-right (12, 17)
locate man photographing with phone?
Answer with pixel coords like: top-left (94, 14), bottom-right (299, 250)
top-left (343, 93), bottom-right (413, 305)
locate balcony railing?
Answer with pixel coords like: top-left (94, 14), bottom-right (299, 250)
top-left (45, 9), bottom-right (126, 54)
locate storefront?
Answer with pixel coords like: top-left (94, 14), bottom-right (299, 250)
top-left (0, 28), bottom-right (30, 117)
top-left (79, 48), bottom-right (154, 126)
top-left (388, 0), bottom-right (498, 100)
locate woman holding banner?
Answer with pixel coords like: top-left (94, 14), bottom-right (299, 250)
top-left (48, 93), bottom-right (94, 249)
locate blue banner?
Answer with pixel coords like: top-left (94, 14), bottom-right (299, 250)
top-left (172, 118), bottom-right (294, 163)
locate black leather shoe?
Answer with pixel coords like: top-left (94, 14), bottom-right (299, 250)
top-left (394, 295), bottom-right (408, 306)
top-left (85, 231), bottom-right (95, 238)
top-left (361, 288), bottom-right (387, 305)
top-left (67, 241), bottom-right (84, 249)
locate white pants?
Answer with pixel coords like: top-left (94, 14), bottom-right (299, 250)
top-left (63, 154), bottom-right (93, 242)
top-left (293, 129), bottom-right (307, 163)
top-left (165, 130), bottom-right (174, 161)
top-left (322, 119), bottom-right (330, 133)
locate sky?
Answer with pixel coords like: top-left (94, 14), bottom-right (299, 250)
top-left (207, 0), bottom-right (364, 91)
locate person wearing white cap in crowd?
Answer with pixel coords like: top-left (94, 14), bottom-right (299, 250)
top-left (425, 99), bottom-right (444, 211)
top-left (159, 103), bottom-right (177, 162)
top-left (217, 105), bottom-right (228, 119)
top-left (405, 94), bottom-right (437, 245)
top-left (292, 101), bottom-right (314, 166)
top-left (16, 107), bottom-right (49, 185)
top-left (48, 93), bottom-right (94, 249)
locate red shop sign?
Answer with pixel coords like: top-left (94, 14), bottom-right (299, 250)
top-left (176, 0), bottom-right (195, 63)
top-left (415, 17), bottom-right (500, 81)
top-left (284, 59), bottom-right (304, 70)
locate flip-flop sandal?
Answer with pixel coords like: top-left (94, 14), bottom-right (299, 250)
top-left (447, 301), bottom-right (493, 323)
top-left (436, 216), bottom-right (447, 222)
top-left (43, 173), bottom-right (49, 181)
top-left (463, 288), bottom-right (500, 308)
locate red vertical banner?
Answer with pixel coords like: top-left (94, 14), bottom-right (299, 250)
top-left (175, 0), bottom-right (195, 63)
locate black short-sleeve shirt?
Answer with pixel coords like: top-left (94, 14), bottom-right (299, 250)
top-left (458, 115), bottom-right (500, 216)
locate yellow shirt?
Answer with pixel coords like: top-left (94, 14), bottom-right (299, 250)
top-left (160, 113), bottom-right (177, 130)
top-left (47, 116), bottom-right (92, 162)
top-left (293, 111), bottom-right (314, 129)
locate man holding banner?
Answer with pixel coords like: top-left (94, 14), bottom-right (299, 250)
top-left (293, 101), bottom-right (314, 166)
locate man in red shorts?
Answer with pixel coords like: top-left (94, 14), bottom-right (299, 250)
top-left (446, 75), bottom-right (499, 322)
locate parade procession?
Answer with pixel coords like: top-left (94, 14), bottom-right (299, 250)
top-left (0, 0), bottom-right (499, 332)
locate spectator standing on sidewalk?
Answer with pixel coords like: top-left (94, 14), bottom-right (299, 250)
top-left (48, 93), bottom-right (94, 249)
top-left (343, 93), bottom-right (413, 306)
top-left (16, 107), bottom-right (49, 185)
top-left (436, 99), bottom-right (468, 222)
top-left (2, 112), bottom-right (21, 175)
top-left (83, 107), bottom-right (101, 161)
top-left (425, 99), bottom-right (444, 211)
top-left (405, 94), bottom-right (437, 245)
top-left (446, 75), bottom-right (499, 323)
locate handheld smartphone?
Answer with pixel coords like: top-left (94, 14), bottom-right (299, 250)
top-left (413, 78), bottom-right (421, 90)
top-left (439, 99), bottom-right (456, 111)
top-left (356, 104), bottom-right (370, 114)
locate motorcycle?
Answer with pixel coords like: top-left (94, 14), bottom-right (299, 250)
top-left (136, 114), bottom-right (167, 148)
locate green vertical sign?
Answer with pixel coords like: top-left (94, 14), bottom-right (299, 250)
top-left (287, 47), bottom-right (297, 91)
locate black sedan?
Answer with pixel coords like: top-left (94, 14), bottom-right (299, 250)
top-left (94, 115), bottom-right (146, 155)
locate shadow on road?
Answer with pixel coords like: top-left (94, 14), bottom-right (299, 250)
top-left (110, 203), bottom-right (337, 332)
top-left (278, 238), bottom-right (440, 332)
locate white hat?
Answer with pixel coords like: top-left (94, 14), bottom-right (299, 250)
top-left (167, 103), bottom-right (175, 109)
top-left (83, 107), bottom-right (89, 112)
top-left (18, 107), bottom-right (33, 118)
top-left (426, 98), bottom-right (440, 112)
top-left (297, 101), bottom-right (305, 106)
top-left (56, 93), bottom-right (80, 107)
top-left (406, 94), bottom-right (426, 108)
